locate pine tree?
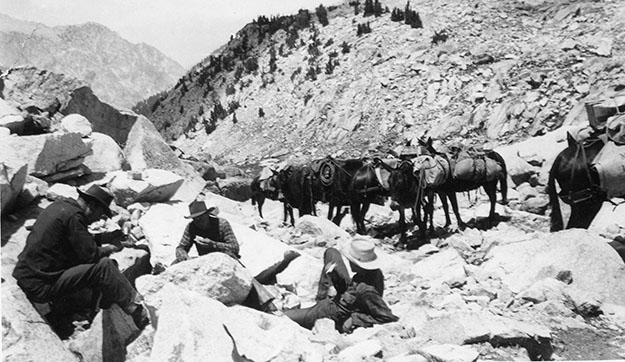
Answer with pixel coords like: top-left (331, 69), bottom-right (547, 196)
top-left (316, 4), bottom-right (329, 26)
top-left (269, 46), bottom-right (278, 73)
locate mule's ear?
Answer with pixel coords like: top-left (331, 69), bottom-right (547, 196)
top-left (566, 132), bottom-right (576, 147)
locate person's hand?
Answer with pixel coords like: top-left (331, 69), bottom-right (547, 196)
top-left (341, 317), bottom-right (354, 333)
top-left (102, 243), bottom-right (120, 256)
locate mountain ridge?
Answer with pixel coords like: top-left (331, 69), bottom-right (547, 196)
top-left (0, 13), bottom-right (185, 109)
top-left (137, 0), bottom-right (625, 166)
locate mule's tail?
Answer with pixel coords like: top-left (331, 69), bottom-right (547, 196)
top-left (490, 151), bottom-right (508, 204)
top-left (547, 162), bottom-right (564, 231)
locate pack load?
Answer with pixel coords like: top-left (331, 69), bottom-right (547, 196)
top-left (585, 96), bottom-right (625, 130)
top-left (412, 154), bottom-right (450, 187)
top-left (591, 141), bottom-right (625, 198)
top-left (453, 154), bottom-right (503, 182)
top-left (606, 113), bottom-right (625, 145)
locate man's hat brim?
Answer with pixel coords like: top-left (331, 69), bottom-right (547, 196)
top-left (341, 244), bottom-right (381, 271)
top-left (77, 189), bottom-right (112, 217)
top-left (184, 207), bottom-right (219, 219)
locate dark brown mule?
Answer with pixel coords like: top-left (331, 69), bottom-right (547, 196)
top-left (417, 138), bottom-right (508, 231)
top-left (349, 158), bottom-right (388, 234)
top-left (275, 164), bottom-right (320, 225)
top-left (251, 173), bottom-right (293, 224)
top-left (547, 132), bottom-right (606, 231)
top-left (315, 156), bottom-right (364, 225)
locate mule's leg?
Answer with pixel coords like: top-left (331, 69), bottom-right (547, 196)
top-left (350, 200), bottom-right (363, 234)
top-left (483, 182), bottom-right (498, 228)
top-left (327, 202), bottom-right (335, 221)
top-left (439, 192), bottom-right (452, 228)
top-left (566, 200), bottom-right (603, 229)
top-left (286, 204), bottom-right (295, 226)
top-left (448, 192), bottom-right (465, 229)
top-left (360, 201), bottom-right (371, 234)
top-left (258, 197), bottom-right (265, 219)
top-left (425, 192), bottom-right (435, 236)
top-left (398, 207), bottom-right (407, 245)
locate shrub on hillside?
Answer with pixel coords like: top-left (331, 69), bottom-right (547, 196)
top-left (228, 101), bottom-right (240, 113)
top-left (245, 56), bottom-right (259, 73)
top-left (203, 117), bottom-right (217, 135)
top-left (432, 30), bottom-right (448, 44)
top-left (341, 41), bottom-right (351, 54)
top-left (291, 67), bottom-right (302, 82)
top-left (316, 4), bottom-right (329, 26)
top-left (269, 46), bottom-right (278, 73)
top-left (226, 83), bottom-right (236, 96)
top-left (258, 107), bottom-right (265, 117)
top-left (357, 22), bottom-right (372, 36)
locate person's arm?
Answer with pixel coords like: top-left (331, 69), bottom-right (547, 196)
top-left (354, 283), bottom-right (399, 325)
top-left (196, 219), bottom-right (240, 258)
top-left (175, 223), bottom-right (194, 262)
top-left (67, 213), bottom-right (100, 263)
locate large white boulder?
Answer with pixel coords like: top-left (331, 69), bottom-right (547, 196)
top-left (0, 147), bottom-right (28, 214)
top-left (295, 215), bottom-right (351, 241)
top-left (480, 229), bottom-right (625, 305)
top-left (0, 98), bottom-right (24, 133)
top-left (148, 285), bottom-right (324, 362)
top-left (136, 252), bottom-right (254, 313)
top-left (108, 169), bottom-right (184, 207)
top-left (60, 113), bottom-right (93, 137)
top-left (138, 202), bottom-right (189, 266)
top-left (0, 132), bottom-right (90, 179)
top-left (123, 115), bottom-right (204, 203)
top-left (2, 283), bottom-right (79, 362)
top-left (83, 132), bottom-right (128, 173)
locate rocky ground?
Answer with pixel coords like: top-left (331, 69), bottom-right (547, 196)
top-left (3, 167), bottom-right (625, 361)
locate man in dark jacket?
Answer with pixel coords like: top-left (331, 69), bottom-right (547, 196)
top-left (12, 184), bottom-right (149, 332)
top-left (283, 238), bottom-right (398, 333)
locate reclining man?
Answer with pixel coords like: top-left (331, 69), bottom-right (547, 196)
top-left (175, 200), bottom-right (397, 333)
top-left (12, 185), bottom-right (150, 336)
top-left (284, 238), bottom-right (398, 333)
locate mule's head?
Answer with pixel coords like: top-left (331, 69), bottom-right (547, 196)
top-left (388, 160), bottom-right (416, 202)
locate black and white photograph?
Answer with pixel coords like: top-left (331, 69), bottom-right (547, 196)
top-left (1, 0), bottom-right (625, 360)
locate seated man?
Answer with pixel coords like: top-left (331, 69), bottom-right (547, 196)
top-left (174, 200), bottom-right (241, 262)
top-left (12, 185), bottom-right (150, 336)
top-left (174, 200), bottom-right (300, 310)
top-left (283, 238), bottom-right (398, 333)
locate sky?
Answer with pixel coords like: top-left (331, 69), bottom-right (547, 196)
top-left (0, 0), bottom-right (343, 68)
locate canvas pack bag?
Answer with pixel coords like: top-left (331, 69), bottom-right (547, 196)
top-left (453, 155), bottom-right (502, 182)
top-left (591, 141), bottom-right (625, 198)
top-left (412, 154), bottom-right (450, 187)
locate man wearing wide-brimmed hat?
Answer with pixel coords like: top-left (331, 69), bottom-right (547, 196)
top-left (174, 200), bottom-right (241, 263)
top-left (12, 184), bottom-right (150, 336)
top-left (283, 237), bottom-right (398, 333)
top-left (174, 199), bottom-right (301, 311)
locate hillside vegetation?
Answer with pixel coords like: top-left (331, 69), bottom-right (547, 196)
top-left (136, 0), bottom-right (625, 165)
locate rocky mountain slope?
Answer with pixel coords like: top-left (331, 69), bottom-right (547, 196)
top-left (0, 13), bottom-right (185, 109)
top-left (138, 0), bottom-right (624, 166)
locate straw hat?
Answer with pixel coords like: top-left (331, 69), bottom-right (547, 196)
top-left (77, 184), bottom-right (113, 217)
top-left (341, 238), bottom-right (381, 270)
top-left (184, 200), bottom-right (219, 219)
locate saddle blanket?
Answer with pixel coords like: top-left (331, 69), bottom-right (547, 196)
top-left (453, 155), bottom-right (502, 182)
top-left (412, 155), bottom-right (450, 187)
top-left (592, 141), bottom-right (625, 198)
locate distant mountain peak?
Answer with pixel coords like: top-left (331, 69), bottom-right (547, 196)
top-left (0, 14), bottom-right (185, 109)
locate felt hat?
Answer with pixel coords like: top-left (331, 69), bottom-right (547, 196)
top-left (77, 184), bottom-right (113, 217)
top-left (341, 238), bottom-right (381, 270)
top-left (184, 200), bottom-right (219, 219)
